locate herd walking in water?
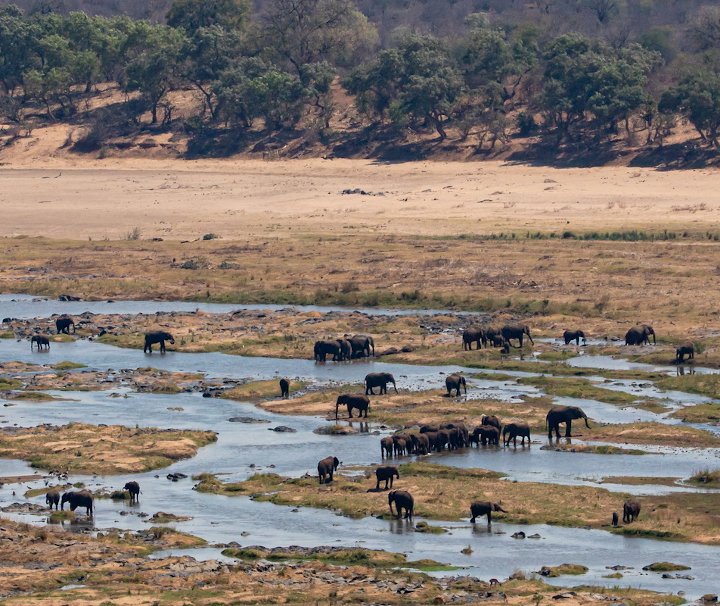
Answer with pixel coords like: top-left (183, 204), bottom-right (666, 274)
top-left (21, 314), bottom-right (670, 529)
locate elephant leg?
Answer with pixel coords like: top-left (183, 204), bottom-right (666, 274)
top-left (471, 515), bottom-right (476, 523)
top-left (487, 511), bottom-right (492, 525)
top-left (565, 420), bottom-right (572, 437)
top-left (376, 479), bottom-right (380, 490)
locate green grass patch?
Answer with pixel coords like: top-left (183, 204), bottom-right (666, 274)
top-left (670, 402), bottom-right (720, 424)
top-left (540, 563), bottom-right (588, 577)
top-left (0, 379), bottom-right (22, 391)
top-left (52, 361), bottom-right (86, 370)
top-left (642, 562), bottom-right (691, 572)
top-left (517, 375), bottom-right (640, 405)
top-left (657, 374), bottom-right (720, 400)
top-left (0, 330), bottom-right (14, 339)
top-left (9, 391), bottom-right (59, 401)
top-left (687, 469), bottom-right (720, 487)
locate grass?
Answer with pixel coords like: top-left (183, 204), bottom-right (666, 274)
top-left (687, 469), bottom-right (720, 487)
top-left (642, 562), bottom-right (691, 572)
top-left (599, 476), bottom-right (681, 487)
top-left (542, 443), bottom-right (647, 455)
top-left (52, 361), bottom-right (87, 370)
top-left (658, 374), bottom-right (720, 399)
top-left (670, 402), bottom-right (720, 424)
top-left (222, 380), bottom-right (306, 401)
top-left (193, 463), bottom-right (720, 544)
top-left (0, 423), bottom-right (217, 474)
top-left (516, 375), bottom-right (643, 406)
top-left (539, 563), bottom-right (589, 577)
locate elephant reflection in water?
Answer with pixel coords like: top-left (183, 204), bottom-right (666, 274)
top-left (676, 365), bottom-right (696, 377)
top-left (347, 421), bottom-right (369, 433)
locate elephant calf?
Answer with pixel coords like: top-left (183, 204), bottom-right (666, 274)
top-left (30, 335), bottom-right (50, 351)
top-left (623, 500), bottom-right (641, 523)
top-left (45, 490), bottom-right (60, 510)
top-left (563, 329), bottom-right (586, 346)
top-left (388, 490), bottom-right (414, 520)
top-left (470, 501), bottom-right (506, 525)
top-left (445, 374), bottom-right (467, 397)
top-left (317, 456), bottom-right (340, 484)
top-left (375, 466), bottom-right (399, 490)
top-left (279, 378), bottom-right (290, 398)
top-left (473, 425), bottom-right (500, 446)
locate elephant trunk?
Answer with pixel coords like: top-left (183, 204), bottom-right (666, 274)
top-left (462, 378), bottom-right (467, 394)
top-left (392, 381), bottom-right (398, 394)
top-left (526, 329), bottom-right (534, 345)
top-left (652, 333), bottom-right (656, 345)
top-left (335, 402), bottom-right (340, 420)
top-left (583, 415), bottom-right (590, 429)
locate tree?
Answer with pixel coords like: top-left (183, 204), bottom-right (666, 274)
top-left (345, 34), bottom-right (463, 139)
top-left (262, 0), bottom-right (378, 74)
top-left (167, 0), bottom-right (250, 33)
top-left (660, 63), bottom-right (720, 147)
top-left (0, 5), bottom-right (34, 96)
top-left (124, 24), bottom-right (185, 124)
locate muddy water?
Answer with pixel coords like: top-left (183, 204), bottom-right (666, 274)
top-left (2, 299), bottom-right (720, 596)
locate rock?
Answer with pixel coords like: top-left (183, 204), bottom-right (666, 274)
top-left (552, 593), bottom-right (577, 600)
top-left (702, 595), bottom-right (718, 603)
top-left (228, 417), bottom-right (270, 424)
top-left (58, 294), bottom-right (81, 301)
top-left (268, 426), bottom-right (296, 433)
top-left (166, 473), bottom-right (188, 482)
top-left (313, 425), bottom-right (357, 435)
top-left (511, 531), bottom-right (526, 539)
top-left (527, 533), bottom-right (542, 539)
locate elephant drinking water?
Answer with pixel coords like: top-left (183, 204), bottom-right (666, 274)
top-left (470, 501), bottom-right (506, 525)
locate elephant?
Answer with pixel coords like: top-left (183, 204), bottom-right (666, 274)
top-left (501, 324), bottom-right (534, 348)
top-left (420, 425), bottom-right (439, 433)
top-left (625, 324), bottom-right (656, 346)
top-left (481, 415), bottom-right (502, 433)
top-left (423, 431), bottom-right (439, 452)
top-left (124, 481), bottom-right (140, 504)
top-left (446, 427), bottom-right (462, 450)
top-left (392, 434), bottom-right (408, 456)
top-left (55, 316), bottom-right (75, 334)
top-left (546, 405), bottom-right (590, 439)
top-left (317, 456), bottom-right (340, 484)
top-left (30, 335), bottom-right (50, 351)
top-left (612, 511), bottom-right (619, 527)
top-left (375, 466), bottom-right (399, 490)
top-left (337, 339), bottom-right (352, 361)
top-left (314, 340), bottom-right (343, 362)
top-left (45, 490), bottom-right (60, 510)
top-left (472, 425), bottom-right (500, 446)
top-left (144, 331), bottom-right (175, 354)
top-left (365, 372), bottom-right (397, 395)
top-left (445, 374), bottom-right (467, 397)
top-left (676, 343), bottom-right (695, 363)
top-left (462, 328), bottom-right (484, 350)
top-left (482, 326), bottom-right (502, 348)
top-left (279, 378), bottom-right (290, 398)
top-left (442, 422), bottom-right (469, 447)
top-left (503, 422), bottom-right (531, 446)
top-left (623, 500), bottom-right (641, 523)
top-left (410, 433), bottom-right (430, 455)
top-left (381, 437), bottom-right (394, 458)
top-left (470, 501), bottom-right (506, 525)
top-left (388, 490), bottom-right (414, 520)
top-left (347, 334), bottom-right (375, 358)
top-left (61, 490), bottom-right (94, 516)
top-left (335, 394), bottom-right (370, 419)
top-left (435, 429), bottom-right (450, 452)
top-left (563, 330), bottom-right (586, 345)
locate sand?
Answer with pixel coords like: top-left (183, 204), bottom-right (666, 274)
top-left (0, 157), bottom-right (718, 240)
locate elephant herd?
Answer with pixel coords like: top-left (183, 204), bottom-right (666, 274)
top-left (314, 334), bottom-right (375, 362)
top-left (462, 324), bottom-right (533, 351)
top-left (42, 481), bottom-right (140, 517)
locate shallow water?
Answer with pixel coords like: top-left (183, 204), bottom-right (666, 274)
top-left (2, 297), bottom-right (720, 597)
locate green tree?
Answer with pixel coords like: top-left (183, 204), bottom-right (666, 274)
top-left (0, 5), bottom-right (34, 97)
top-left (167, 0), bottom-right (249, 33)
top-left (124, 24), bottom-right (185, 124)
top-left (346, 34), bottom-right (463, 140)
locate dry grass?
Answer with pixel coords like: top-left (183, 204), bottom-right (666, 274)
top-left (0, 423), bottom-right (217, 474)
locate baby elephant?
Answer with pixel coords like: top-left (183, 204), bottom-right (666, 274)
top-left (317, 456), bottom-right (340, 484)
top-left (124, 481), bottom-right (140, 503)
top-left (676, 343), bottom-right (694, 363)
top-left (279, 378), bottom-right (290, 398)
top-left (470, 501), bottom-right (506, 525)
top-left (375, 466), bottom-right (399, 490)
top-left (623, 500), bottom-right (641, 523)
top-left (388, 490), bottom-right (414, 520)
top-left (45, 490), bottom-right (60, 510)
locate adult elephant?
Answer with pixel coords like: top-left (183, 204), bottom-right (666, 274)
top-left (365, 372), bottom-right (397, 395)
top-left (335, 394), bottom-right (370, 419)
top-left (348, 334), bottom-right (375, 358)
top-left (623, 500), bottom-right (641, 523)
top-left (317, 456), bottom-right (340, 484)
top-left (279, 378), bottom-right (290, 398)
top-left (337, 339), bottom-right (352, 361)
top-left (56, 316), bottom-right (75, 334)
top-left (144, 331), bottom-right (175, 354)
top-left (502, 422), bottom-right (531, 446)
top-left (61, 490), bottom-right (94, 516)
top-left (375, 466), bottom-right (399, 490)
top-left (676, 343), bottom-right (694, 363)
top-left (481, 415), bottom-right (502, 433)
top-left (462, 328), bottom-right (484, 351)
top-left (470, 501), bottom-right (506, 525)
top-left (483, 326), bottom-right (502, 348)
top-left (445, 374), bottom-right (467, 397)
top-left (563, 330), bottom-right (586, 346)
top-left (388, 490), bottom-right (414, 520)
top-left (502, 324), bottom-right (534, 348)
top-left (410, 433), bottom-right (430, 455)
top-left (546, 405), bottom-right (590, 439)
top-left (625, 324), bottom-right (656, 346)
top-left (442, 422), bottom-right (469, 447)
top-left (314, 340), bottom-right (342, 362)
top-left (124, 481), bottom-right (140, 504)
top-left (472, 425), bottom-right (500, 446)
top-left (45, 490), bottom-right (60, 510)
top-left (30, 335), bottom-right (50, 351)
top-left (392, 434), bottom-right (408, 456)
top-left (380, 437), bottom-right (394, 458)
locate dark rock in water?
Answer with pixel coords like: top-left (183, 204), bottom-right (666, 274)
top-left (511, 531), bottom-right (526, 539)
top-left (166, 473), bottom-right (188, 481)
top-left (527, 533), bottom-right (542, 539)
top-left (313, 425), bottom-right (357, 435)
top-left (702, 595), bottom-right (718, 603)
top-left (58, 294), bottom-right (81, 301)
top-left (228, 417), bottom-right (271, 424)
top-left (538, 567), bottom-right (552, 577)
top-left (268, 426), bottom-right (296, 433)
top-left (606, 565), bottom-right (633, 571)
